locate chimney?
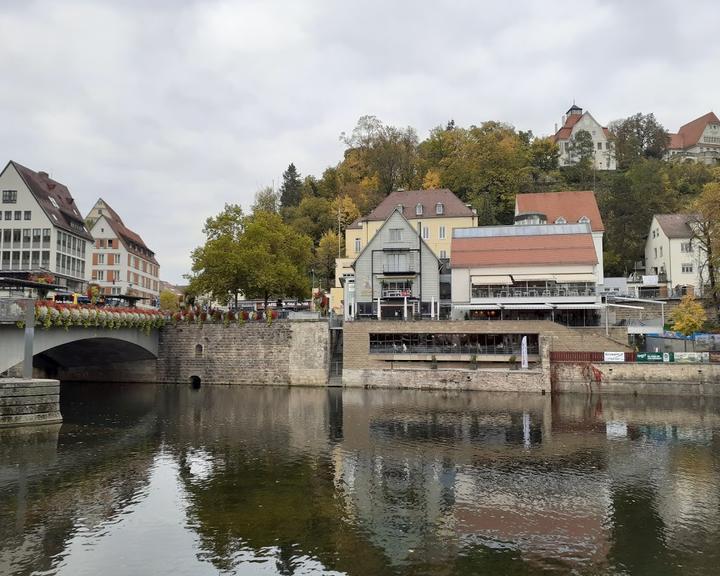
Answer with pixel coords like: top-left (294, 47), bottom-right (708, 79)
top-left (555, 123), bottom-right (558, 133)
top-left (38, 171), bottom-right (49, 178)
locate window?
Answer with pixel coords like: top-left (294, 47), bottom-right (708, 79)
top-left (23, 211), bottom-right (31, 220)
top-left (440, 249), bottom-right (447, 259)
top-left (389, 228), bottom-right (403, 241)
top-left (654, 248), bottom-right (657, 258)
top-left (97, 270), bottom-right (104, 281)
top-left (12, 229), bottom-right (20, 244)
top-left (2, 229), bottom-right (10, 244)
top-left (3, 211), bottom-right (10, 220)
top-left (606, 142), bottom-right (610, 150)
top-left (597, 142), bottom-right (602, 150)
top-left (578, 216), bottom-right (590, 224)
top-left (422, 226), bottom-right (429, 239)
top-left (2, 190), bottom-right (17, 203)
top-left (555, 217), bottom-right (567, 224)
top-left (435, 202), bottom-right (444, 215)
top-left (98, 253), bottom-right (105, 264)
top-left (682, 263), bottom-right (693, 273)
top-left (49, 197), bottom-right (59, 209)
top-left (681, 242), bottom-right (693, 253)
top-left (354, 238), bottom-right (361, 253)
top-left (439, 225), bottom-right (446, 240)
top-left (415, 203), bottom-right (423, 216)
top-left (14, 211), bottom-right (21, 220)
top-left (385, 252), bottom-right (408, 272)
top-left (659, 246), bottom-right (663, 257)
top-left (396, 204), bottom-right (404, 214)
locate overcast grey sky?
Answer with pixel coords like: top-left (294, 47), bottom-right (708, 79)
top-left (1, 0), bottom-right (717, 283)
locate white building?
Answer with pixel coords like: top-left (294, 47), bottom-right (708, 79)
top-left (86, 199), bottom-right (160, 307)
top-left (666, 112), bottom-right (720, 164)
top-left (644, 214), bottom-right (705, 297)
top-left (553, 104), bottom-right (616, 170)
top-left (0, 161), bottom-right (93, 292)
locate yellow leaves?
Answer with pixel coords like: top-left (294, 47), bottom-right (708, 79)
top-left (670, 295), bottom-right (706, 336)
top-left (422, 169), bottom-right (442, 190)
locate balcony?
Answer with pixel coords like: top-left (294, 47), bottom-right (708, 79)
top-left (381, 289), bottom-right (413, 298)
top-left (471, 283), bottom-right (596, 300)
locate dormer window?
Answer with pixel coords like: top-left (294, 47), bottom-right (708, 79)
top-left (49, 197), bottom-right (59, 209)
top-left (435, 202), bottom-right (444, 215)
top-left (396, 204), bottom-right (404, 214)
top-left (555, 217), bottom-right (567, 224)
top-left (415, 203), bottom-right (423, 216)
top-left (578, 216), bottom-right (590, 224)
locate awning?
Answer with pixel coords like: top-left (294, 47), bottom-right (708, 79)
top-left (553, 274), bottom-right (596, 282)
top-left (509, 274), bottom-right (556, 281)
top-left (553, 303), bottom-right (604, 310)
top-left (471, 275), bottom-right (512, 285)
top-left (453, 304), bottom-right (502, 310)
top-left (502, 303), bottom-right (554, 310)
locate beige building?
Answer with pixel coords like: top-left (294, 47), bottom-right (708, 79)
top-left (644, 214), bottom-right (705, 297)
top-left (86, 199), bottom-right (160, 307)
top-left (666, 112), bottom-right (720, 164)
top-left (553, 104), bottom-right (616, 170)
top-left (345, 189), bottom-right (476, 260)
top-left (0, 161), bottom-right (93, 292)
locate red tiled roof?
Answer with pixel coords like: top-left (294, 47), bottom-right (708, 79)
top-left (93, 198), bottom-right (159, 265)
top-left (515, 191), bottom-right (604, 232)
top-left (451, 233), bottom-right (598, 268)
top-left (362, 189), bottom-right (474, 222)
top-left (553, 113), bottom-right (582, 142)
top-left (7, 161), bottom-right (94, 241)
top-left (668, 112), bottom-right (720, 150)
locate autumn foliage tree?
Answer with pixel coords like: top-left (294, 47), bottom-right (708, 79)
top-left (670, 295), bottom-right (707, 336)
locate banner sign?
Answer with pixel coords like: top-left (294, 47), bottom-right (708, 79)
top-left (603, 351), bottom-right (625, 363)
top-left (663, 352), bottom-right (674, 363)
top-left (674, 352), bottom-right (710, 364)
top-left (637, 352), bottom-right (664, 363)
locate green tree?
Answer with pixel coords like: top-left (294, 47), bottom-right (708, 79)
top-left (187, 204), bottom-right (248, 306)
top-left (159, 289), bottom-right (179, 312)
top-left (239, 211), bottom-right (313, 308)
top-left (567, 129), bottom-right (595, 164)
top-left (689, 181), bottom-right (720, 321)
top-left (314, 230), bottom-right (342, 289)
top-left (283, 196), bottom-right (335, 244)
top-left (279, 163), bottom-right (303, 209)
top-left (252, 186), bottom-right (278, 214)
top-left (609, 113), bottom-right (669, 169)
top-left (670, 295), bottom-right (706, 336)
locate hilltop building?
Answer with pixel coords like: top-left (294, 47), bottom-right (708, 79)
top-left (86, 199), bottom-right (160, 307)
top-left (0, 160), bottom-right (93, 292)
top-left (666, 112), bottom-right (720, 164)
top-left (552, 104), bottom-right (616, 170)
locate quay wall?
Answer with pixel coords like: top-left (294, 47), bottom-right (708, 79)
top-left (0, 379), bottom-right (62, 426)
top-left (552, 362), bottom-right (720, 396)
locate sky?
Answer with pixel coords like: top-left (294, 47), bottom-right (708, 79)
top-left (1, 0), bottom-right (718, 283)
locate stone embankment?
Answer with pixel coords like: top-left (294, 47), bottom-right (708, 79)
top-left (0, 379), bottom-right (62, 426)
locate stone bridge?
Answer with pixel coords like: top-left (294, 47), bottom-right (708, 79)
top-left (0, 324), bottom-right (159, 375)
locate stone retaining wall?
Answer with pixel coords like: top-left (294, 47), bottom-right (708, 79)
top-left (551, 362), bottom-right (720, 395)
top-left (0, 379), bottom-right (62, 426)
top-left (156, 321), bottom-right (329, 386)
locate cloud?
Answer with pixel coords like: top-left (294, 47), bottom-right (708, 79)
top-left (1, 0), bottom-right (718, 282)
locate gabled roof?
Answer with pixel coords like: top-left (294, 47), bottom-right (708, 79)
top-left (451, 232), bottom-right (597, 268)
top-left (351, 207), bottom-right (438, 269)
top-left (88, 198), bottom-right (159, 265)
top-left (3, 161), bottom-right (94, 241)
top-left (553, 109), bottom-right (612, 143)
top-left (515, 191), bottom-right (604, 232)
top-left (667, 112), bottom-right (720, 150)
top-left (361, 189), bottom-right (474, 223)
top-left (654, 214), bottom-right (697, 239)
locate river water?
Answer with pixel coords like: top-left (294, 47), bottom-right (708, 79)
top-left (1, 384), bottom-right (719, 576)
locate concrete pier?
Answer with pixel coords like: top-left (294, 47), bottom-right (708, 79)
top-left (0, 379), bottom-right (62, 426)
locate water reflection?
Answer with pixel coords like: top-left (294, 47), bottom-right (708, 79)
top-left (0, 385), bottom-right (719, 575)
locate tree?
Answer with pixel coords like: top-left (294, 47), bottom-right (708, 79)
top-left (252, 186), bottom-right (278, 214)
top-left (529, 137), bottom-right (560, 173)
top-left (688, 181), bottom-right (720, 321)
top-left (279, 163), bottom-right (303, 209)
top-left (314, 230), bottom-right (341, 289)
top-left (238, 211), bottom-right (313, 308)
top-left (609, 113), bottom-right (669, 169)
top-left (159, 289), bottom-right (179, 312)
top-left (187, 204), bottom-right (248, 306)
top-left (566, 129), bottom-right (595, 165)
top-left (670, 295), bottom-right (706, 336)
top-left (422, 169), bottom-right (442, 189)
top-left (283, 196), bottom-right (335, 244)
